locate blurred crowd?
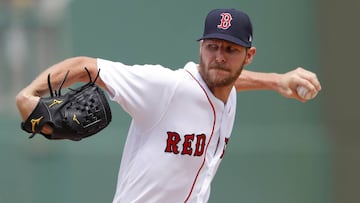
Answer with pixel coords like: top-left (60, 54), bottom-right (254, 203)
top-left (0, 0), bottom-right (71, 113)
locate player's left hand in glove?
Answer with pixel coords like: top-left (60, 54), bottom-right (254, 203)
top-left (21, 68), bottom-right (112, 141)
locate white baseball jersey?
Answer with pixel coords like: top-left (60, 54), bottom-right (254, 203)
top-left (97, 58), bottom-right (237, 203)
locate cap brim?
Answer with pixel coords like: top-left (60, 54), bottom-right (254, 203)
top-left (197, 33), bottom-right (251, 48)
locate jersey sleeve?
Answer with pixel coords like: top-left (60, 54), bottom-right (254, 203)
top-left (97, 58), bottom-right (181, 129)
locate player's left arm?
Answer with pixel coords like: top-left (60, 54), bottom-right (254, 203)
top-left (235, 67), bottom-right (322, 102)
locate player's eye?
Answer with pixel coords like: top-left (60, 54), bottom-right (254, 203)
top-left (225, 46), bottom-right (239, 53)
top-left (206, 44), bottom-right (219, 51)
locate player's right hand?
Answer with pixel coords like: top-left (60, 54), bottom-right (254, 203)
top-left (277, 67), bottom-right (321, 102)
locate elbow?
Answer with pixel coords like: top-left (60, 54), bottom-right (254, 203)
top-left (15, 90), bottom-right (30, 120)
top-left (15, 91), bottom-right (24, 110)
top-left (234, 77), bottom-right (244, 92)
top-left (15, 89), bottom-right (31, 112)
top-left (15, 89), bottom-right (41, 121)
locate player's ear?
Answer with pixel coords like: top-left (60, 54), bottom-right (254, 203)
top-left (244, 47), bottom-right (256, 65)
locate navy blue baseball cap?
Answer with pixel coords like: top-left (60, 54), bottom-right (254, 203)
top-left (198, 8), bottom-right (253, 48)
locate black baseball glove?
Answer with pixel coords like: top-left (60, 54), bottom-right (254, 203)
top-left (21, 68), bottom-right (112, 141)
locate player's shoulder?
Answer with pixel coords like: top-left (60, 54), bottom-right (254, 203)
top-left (183, 61), bottom-right (198, 72)
top-left (133, 62), bottom-right (197, 81)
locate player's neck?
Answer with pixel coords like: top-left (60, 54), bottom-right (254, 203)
top-left (208, 85), bottom-right (233, 104)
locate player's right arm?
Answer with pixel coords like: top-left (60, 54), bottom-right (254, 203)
top-left (235, 68), bottom-right (321, 102)
top-left (15, 56), bottom-right (108, 127)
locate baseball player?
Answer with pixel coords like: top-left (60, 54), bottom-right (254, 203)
top-left (16, 8), bottom-right (321, 203)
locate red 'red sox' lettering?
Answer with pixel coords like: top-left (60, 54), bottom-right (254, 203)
top-left (165, 132), bottom-right (206, 156)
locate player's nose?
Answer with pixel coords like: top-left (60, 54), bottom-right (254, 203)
top-left (215, 50), bottom-right (226, 63)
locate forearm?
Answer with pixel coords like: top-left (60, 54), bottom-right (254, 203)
top-left (16, 56), bottom-right (102, 121)
top-left (235, 70), bottom-right (281, 92)
top-left (235, 67), bottom-right (321, 102)
top-left (20, 56), bottom-right (99, 97)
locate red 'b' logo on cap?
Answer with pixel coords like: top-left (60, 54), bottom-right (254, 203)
top-left (217, 13), bottom-right (232, 29)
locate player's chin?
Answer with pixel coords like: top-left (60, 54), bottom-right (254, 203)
top-left (210, 77), bottom-right (236, 87)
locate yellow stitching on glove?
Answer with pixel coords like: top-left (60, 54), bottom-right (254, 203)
top-left (48, 99), bottom-right (63, 108)
top-left (31, 116), bottom-right (44, 132)
top-left (73, 114), bottom-right (80, 125)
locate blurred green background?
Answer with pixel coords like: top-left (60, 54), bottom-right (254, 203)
top-left (0, 0), bottom-right (358, 202)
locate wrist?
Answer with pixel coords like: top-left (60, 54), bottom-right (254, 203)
top-left (270, 73), bottom-right (282, 92)
top-left (252, 72), bottom-right (281, 91)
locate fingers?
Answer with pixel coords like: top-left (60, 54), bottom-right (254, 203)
top-left (41, 124), bottom-right (53, 135)
top-left (293, 67), bottom-right (321, 100)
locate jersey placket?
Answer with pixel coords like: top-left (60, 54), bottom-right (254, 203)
top-left (196, 102), bottom-right (229, 202)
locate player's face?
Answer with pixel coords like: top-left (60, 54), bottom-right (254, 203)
top-left (199, 39), bottom-right (254, 89)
